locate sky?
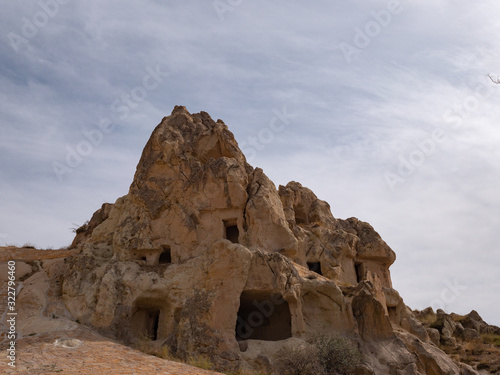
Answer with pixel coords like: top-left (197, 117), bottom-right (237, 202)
top-left (1, 1), bottom-right (499, 326)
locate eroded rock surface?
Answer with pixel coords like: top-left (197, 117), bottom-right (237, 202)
top-left (56, 107), bottom-right (496, 374)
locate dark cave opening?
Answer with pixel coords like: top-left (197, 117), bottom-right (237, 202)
top-left (131, 307), bottom-right (160, 341)
top-left (159, 246), bottom-right (172, 264)
top-left (224, 220), bottom-right (240, 244)
top-left (235, 291), bottom-right (292, 342)
top-left (355, 262), bottom-right (364, 283)
top-left (307, 262), bottom-right (322, 275)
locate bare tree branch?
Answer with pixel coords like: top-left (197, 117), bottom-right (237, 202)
top-left (487, 74), bottom-right (500, 84)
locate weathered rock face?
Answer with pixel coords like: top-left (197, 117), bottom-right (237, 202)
top-left (71, 106), bottom-right (297, 263)
top-left (62, 106), bottom-right (478, 373)
top-left (413, 308), bottom-right (500, 374)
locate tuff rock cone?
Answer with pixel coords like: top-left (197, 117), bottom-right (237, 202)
top-left (59, 106), bottom-right (486, 374)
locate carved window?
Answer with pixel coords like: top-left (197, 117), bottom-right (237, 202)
top-left (159, 246), bottom-right (171, 264)
top-left (224, 219), bottom-right (239, 244)
top-left (355, 262), bottom-right (364, 283)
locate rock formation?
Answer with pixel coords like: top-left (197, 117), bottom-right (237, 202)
top-left (414, 308), bottom-right (500, 373)
top-left (57, 106), bottom-right (495, 374)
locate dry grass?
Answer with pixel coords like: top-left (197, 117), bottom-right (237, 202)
top-left (461, 339), bottom-right (487, 357)
top-left (186, 354), bottom-right (214, 370)
top-left (314, 334), bottom-right (362, 374)
top-left (446, 338), bottom-right (500, 373)
top-left (273, 335), bottom-right (362, 375)
top-left (133, 332), bottom-right (176, 361)
top-left (450, 314), bottom-right (466, 323)
top-left (0, 246), bottom-right (78, 262)
top-left (273, 344), bottom-right (325, 375)
top-left (420, 314), bottom-right (438, 326)
top-left (134, 341), bottom-right (175, 361)
top-left (482, 333), bottom-right (500, 347)
top-left (134, 332), bottom-right (216, 372)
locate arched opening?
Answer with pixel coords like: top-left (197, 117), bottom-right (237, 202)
top-left (235, 291), bottom-right (292, 342)
top-left (159, 246), bottom-right (171, 264)
top-left (131, 307), bottom-right (160, 340)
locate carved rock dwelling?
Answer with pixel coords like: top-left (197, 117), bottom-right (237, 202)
top-left (60, 106), bottom-right (485, 374)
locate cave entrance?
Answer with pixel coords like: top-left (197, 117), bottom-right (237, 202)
top-left (307, 262), bottom-right (322, 275)
top-left (294, 203), bottom-right (308, 225)
top-left (224, 219), bottom-right (239, 244)
top-left (235, 291), bottom-right (292, 342)
top-left (159, 246), bottom-right (171, 264)
top-left (355, 262), bottom-right (364, 283)
top-left (131, 307), bottom-right (160, 341)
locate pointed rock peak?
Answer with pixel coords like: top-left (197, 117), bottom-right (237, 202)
top-left (164, 106), bottom-right (226, 134)
top-left (137, 106), bottom-right (246, 169)
top-left (165, 105), bottom-right (194, 126)
top-left (171, 105), bottom-right (190, 115)
top-left (129, 107), bottom-right (250, 217)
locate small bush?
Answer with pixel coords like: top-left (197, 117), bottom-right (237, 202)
top-left (187, 354), bottom-right (214, 370)
top-left (71, 220), bottom-right (89, 234)
top-left (313, 335), bottom-right (362, 375)
top-left (273, 335), bottom-right (362, 375)
top-left (419, 314), bottom-right (438, 326)
top-left (22, 243), bottom-right (36, 249)
top-left (274, 345), bottom-right (326, 375)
